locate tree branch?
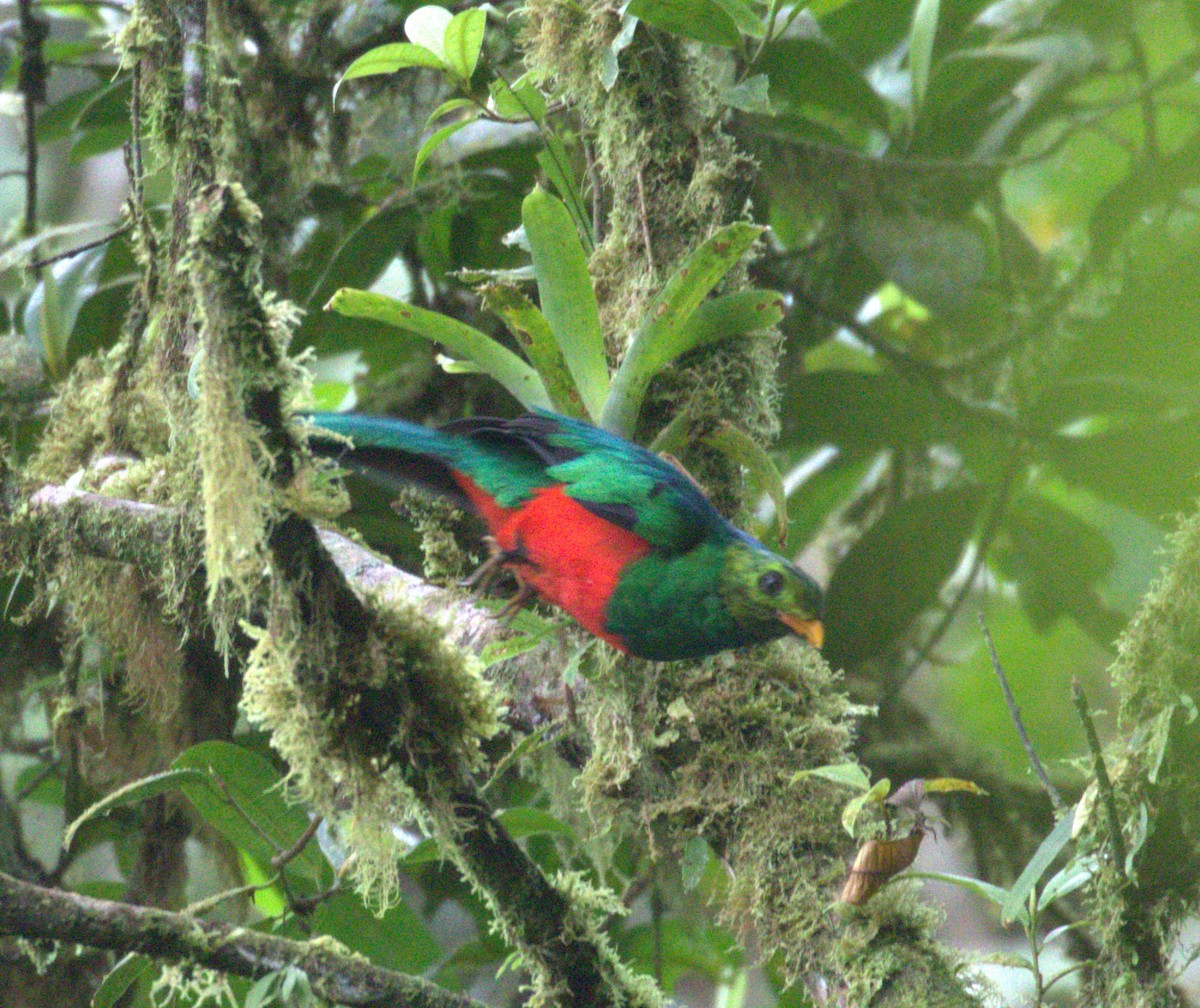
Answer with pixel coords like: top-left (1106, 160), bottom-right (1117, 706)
top-left (0, 871), bottom-right (486, 1008)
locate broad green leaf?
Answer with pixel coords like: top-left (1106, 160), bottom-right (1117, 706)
top-left (1001, 809), bottom-right (1075, 924)
top-left (63, 768), bottom-right (210, 851)
top-left (713, 0), bottom-right (766, 36)
top-left (312, 890), bottom-right (440, 974)
top-left (173, 741), bottom-right (329, 884)
top-left (92, 952), bottom-right (154, 1008)
top-left (627, 0), bottom-right (742, 47)
top-left (412, 113), bottom-right (478, 182)
top-left (496, 807), bottom-right (573, 838)
top-left (405, 5), bottom-right (453, 56)
top-left (521, 186), bottom-right (608, 420)
top-left (720, 74), bottom-right (772, 114)
top-left (704, 420), bottom-right (789, 544)
top-left (443, 8), bottom-right (486, 82)
top-left (681, 836), bottom-right (712, 891)
top-left (908, 0), bottom-right (940, 113)
top-left (481, 283), bottom-right (587, 417)
top-left (601, 222), bottom-right (764, 436)
top-left (334, 43), bottom-right (445, 101)
top-left (489, 76), bottom-right (545, 120)
top-left (907, 871), bottom-right (1009, 907)
top-left (327, 288), bottom-right (550, 409)
top-left (791, 762), bottom-right (872, 792)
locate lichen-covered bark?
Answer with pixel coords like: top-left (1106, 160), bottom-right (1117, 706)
top-left (1077, 503), bottom-right (1200, 1007)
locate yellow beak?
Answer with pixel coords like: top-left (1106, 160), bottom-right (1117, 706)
top-left (777, 612), bottom-right (824, 650)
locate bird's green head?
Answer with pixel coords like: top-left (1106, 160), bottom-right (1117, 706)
top-left (722, 537), bottom-right (825, 650)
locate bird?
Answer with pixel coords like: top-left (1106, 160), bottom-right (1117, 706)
top-left (306, 410), bottom-right (824, 661)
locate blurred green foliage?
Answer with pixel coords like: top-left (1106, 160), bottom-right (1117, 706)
top-left (2, 0), bottom-right (1199, 1004)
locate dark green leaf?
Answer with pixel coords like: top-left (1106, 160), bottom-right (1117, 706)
top-left (92, 953), bottom-right (154, 1008)
top-left (626, 0), bottom-right (742, 47)
top-left (63, 768), bottom-right (210, 851)
top-left (825, 486), bottom-right (983, 670)
top-left (173, 741), bottom-right (329, 884)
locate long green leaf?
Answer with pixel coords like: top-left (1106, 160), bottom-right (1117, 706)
top-left (600, 222), bottom-right (763, 436)
top-left (413, 113), bottom-right (477, 182)
top-left (63, 768), bottom-right (210, 851)
top-left (705, 420), bottom-right (789, 544)
top-left (908, 0), bottom-right (940, 113)
top-left (1001, 808), bottom-right (1075, 924)
top-left (521, 186), bottom-right (609, 420)
top-left (679, 288), bottom-right (785, 351)
top-left (482, 283), bottom-right (587, 417)
top-left (326, 288), bottom-right (552, 410)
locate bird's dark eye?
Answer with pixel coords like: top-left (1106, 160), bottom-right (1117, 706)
top-left (758, 570), bottom-right (784, 597)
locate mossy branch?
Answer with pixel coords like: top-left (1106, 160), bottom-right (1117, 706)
top-left (0, 871), bottom-right (486, 1008)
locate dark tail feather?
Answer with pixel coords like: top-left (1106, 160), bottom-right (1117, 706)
top-left (304, 413), bottom-right (473, 511)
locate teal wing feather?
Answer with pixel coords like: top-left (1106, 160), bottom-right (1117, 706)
top-left (306, 410), bottom-right (732, 555)
top-left (490, 412), bottom-right (731, 554)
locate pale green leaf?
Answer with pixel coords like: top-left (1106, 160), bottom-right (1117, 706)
top-left (405, 5), bottom-right (453, 57)
top-left (909, 0), bottom-right (940, 112)
top-left (412, 113), bottom-right (478, 182)
top-left (522, 185), bottom-right (609, 420)
top-left (334, 43), bottom-right (445, 101)
top-left (791, 762), bottom-right (872, 792)
top-left (443, 7), bottom-right (487, 81)
top-left (326, 287), bottom-right (551, 410)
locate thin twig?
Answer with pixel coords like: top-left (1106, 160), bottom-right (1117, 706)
top-left (635, 166), bottom-right (656, 276)
top-left (271, 815), bottom-right (322, 870)
top-left (17, 0), bottom-right (47, 238)
top-left (28, 223), bottom-right (131, 270)
top-left (980, 617), bottom-right (1066, 813)
top-left (1071, 677), bottom-right (1127, 878)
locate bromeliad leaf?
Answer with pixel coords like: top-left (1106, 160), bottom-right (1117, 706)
top-left (522, 185), bottom-right (609, 420)
top-left (680, 288), bottom-right (786, 354)
top-left (600, 222), bottom-right (764, 436)
top-left (481, 282), bottom-right (587, 418)
top-left (326, 287), bottom-right (552, 411)
top-left (705, 420), bottom-right (789, 545)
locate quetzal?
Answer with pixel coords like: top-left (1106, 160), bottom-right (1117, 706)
top-left (307, 411), bottom-right (824, 661)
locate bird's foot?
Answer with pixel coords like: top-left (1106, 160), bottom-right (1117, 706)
top-left (460, 537), bottom-right (510, 595)
top-left (497, 583), bottom-right (535, 622)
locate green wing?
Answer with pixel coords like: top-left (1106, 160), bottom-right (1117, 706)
top-left (449, 413), bottom-right (730, 555)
